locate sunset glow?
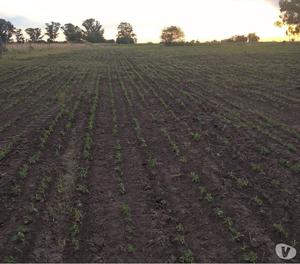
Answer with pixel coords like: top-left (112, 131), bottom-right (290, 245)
top-left (0, 0), bottom-right (288, 42)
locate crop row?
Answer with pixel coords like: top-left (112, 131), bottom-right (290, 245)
top-left (141, 59), bottom-right (297, 240)
top-left (1, 81), bottom-right (88, 262)
top-left (126, 58), bottom-right (299, 199)
top-left (113, 64), bottom-right (196, 262)
top-left (115, 57), bottom-right (292, 261)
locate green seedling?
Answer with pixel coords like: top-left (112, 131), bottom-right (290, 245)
top-left (279, 159), bottom-right (290, 168)
top-left (76, 184), bottom-right (89, 194)
top-left (115, 151), bottom-right (122, 163)
top-left (23, 215), bottom-right (33, 225)
top-left (229, 228), bottom-right (241, 241)
top-left (35, 176), bottom-right (51, 201)
top-left (147, 157), bottom-right (157, 169)
top-left (236, 177), bottom-right (249, 188)
top-left (191, 172), bottom-right (200, 183)
top-left (70, 223), bottom-right (80, 237)
top-left (57, 177), bottom-right (65, 194)
top-left (115, 142), bottom-right (122, 151)
top-left (273, 223), bottom-right (288, 238)
top-left (241, 251), bottom-right (257, 263)
top-left (0, 150), bottom-right (5, 160)
top-left (3, 256), bottom-right (16, 263)
top-left (55, 144), bottom-right (62, 156)
top-left (251, 163), bottom-right (264, 174)
top-left (180, 156), bottom-right (187, 163)
top-left (253, 196), bottom-right (263, 206)
top-left (271, 179), bottom-right (280, 187)
top-left (190, 132), bottom-right (201, 141)
top-left (121, 203), bottom-right (131, 219)
top-left (205, 192), bottom-right (213, 203)
top-left (198, 186), bottom-right (213, 203)
top-left (73, 207), bottom-right (82, 223)
top-left (79, 167), bottom-right (88, 179)
top-left (11, 184), bottom-right (21, 196)
top-left (223, 216), bottom-right (233, 228)
top-left (291, 162), bottom-right (300, 173)
top-left (175, 235), bottom-right (185, 245)
top-left (12, 226), bottom-right (28, 244)
top-left (231, 173), bottom-right (249, 188)
top-left (126, 224), bottom-right (135, 235)
top-left (213, 208), bottom-right (224, 218)
top-left (127, 243), bottom-right (136, 253)
top-left (115, 166), bottom-right (122, 175)
top-left (179, 249), bottom-right (194, 263)
top-left (258, 146), bottom-right (270, 155)
top-left (176, 223), bottom-right (184, 232)
top-left (29, 151), bottom-right (41, 164)
top-left (220, 136), bottom-right (229, 145)
top-left (83, 133), bottom-right (93, 160)
top-left (29, 203), bottom-right (39, 214)
top-left (118, 182), bottom-right (126, 195)
top-left (198, 186), bottom-right (207, 196)
top-left (18, 164), bottom-right (29, 178)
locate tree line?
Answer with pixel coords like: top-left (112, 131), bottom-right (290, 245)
top-left (160, 26), bottom-right (261, 45)
top-left (0, 0), bottom-right (299, 46)
top-left (0, 19), bottom-right (261, 47)
top-left (0, 19), bottom-right (137, 44)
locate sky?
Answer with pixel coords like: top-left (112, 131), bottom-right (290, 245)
top-left (0, 0), bottom-right (289, 43)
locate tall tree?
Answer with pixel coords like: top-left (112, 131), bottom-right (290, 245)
top-left (276, 0), bottom-right (300, 37)
top-left (247, 33), bottom-right (260, 42)
top-left (45, 22), bottom-right (61, 42)
top-left (15, 29), bottom-right (25, 43)
top-left (161, 26), bottom-right (185, 45)
top-left (116, 22), bottom-right (137, 44)
top-left (25, 28), bottom-right (43, 42)
top-left (82, 18), bottom-right (105, 43)
top-left (0, 19), bottom-right (15, 43)
top-left (61, 23), bottom-right (82, 42)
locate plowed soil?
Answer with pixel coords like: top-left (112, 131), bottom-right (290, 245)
top-left (0, 44), bottom-right (299, 263)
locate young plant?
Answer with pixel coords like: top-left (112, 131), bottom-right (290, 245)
top-left (121, 203), bottom-right (131, 220)
top-left (273, 223), bottom-right (288, 238)
top-left (12, 226), bottom-right (28, 244)
top-left (127, 243), bottom-right (136, 253)
top-left (147, 157), bottom-right (157, 169)
top-left (18, 164), bottom-right (29, 178)
top-left (191, 172), bottom-right (200, 183)
top-left (241, 250), bottom-right (257, 263)
top-left (179, 249), bottom-right (194, 263)
top-left (3, 256), bottom-right (16, 263)
top-left (253, 195), bottom-right (263, 206)
top-left (250, 163), bottom-right (264, 174)
top-left (190, 132), bottom-right (201, 141)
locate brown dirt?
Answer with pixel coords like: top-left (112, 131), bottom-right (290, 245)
top-left (0, 45), bottom-right (299, 263)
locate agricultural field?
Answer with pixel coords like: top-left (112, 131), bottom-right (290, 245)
top-left (0, 43), bottom-right (299, 263)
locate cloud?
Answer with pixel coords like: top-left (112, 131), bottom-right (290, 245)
top-left (0, 13), bottom-right (43, 28)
